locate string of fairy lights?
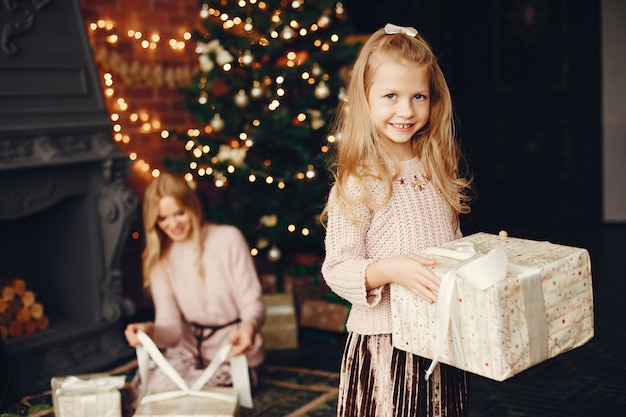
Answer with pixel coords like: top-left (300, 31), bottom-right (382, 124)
top-left (182, 0), bottom-right (344, 190)
top-left (87, 18), bottom-right (196, 179)
top-left (86, 1), bottom-right (347, 259)
top-left (87, 2), bottom-right (342, 177)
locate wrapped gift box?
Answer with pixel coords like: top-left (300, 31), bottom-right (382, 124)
top-left (299, 299), bottom-right (348, 332)
top-left (51, 373), bottom-right (125, 417)
top-left (261, 293), bottom-right (298, 350)
top-left (391, 232), bottom-right (594, 381)
top-left (133, 386), bottom-right (239, 417)
top-left (132, 330), bottom-right (251, 417)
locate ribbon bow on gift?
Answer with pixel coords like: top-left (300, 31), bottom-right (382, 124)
top-left (420, 241), bottom-right (549, 380)
top-left (56, 375), bottom-right (126, 392)
top-left (384, 23), bottom-right (418, 37)
top-left (135, 330), bottom-right (254, 409)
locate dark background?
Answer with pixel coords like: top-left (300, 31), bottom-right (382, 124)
top-left (344, 0), bottom-right (602, 240)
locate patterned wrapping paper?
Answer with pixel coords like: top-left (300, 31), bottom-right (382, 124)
top-left (132, 386), bottom-right (239, 417)
top-left (391, 232), bottom-right (594, 381)
top-left (51, 373), bottom-right (125, 417)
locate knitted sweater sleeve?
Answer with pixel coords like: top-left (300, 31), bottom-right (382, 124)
top-left (150, 265), bottom-right (185, 348)
top-left (321, 183), bottom-right (383, 308)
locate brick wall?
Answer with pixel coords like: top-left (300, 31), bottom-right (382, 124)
top-left (79, 0), bottom-right (204, 195)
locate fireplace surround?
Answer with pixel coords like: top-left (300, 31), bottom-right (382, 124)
top-left (0, 0), bottom-right (138, 395)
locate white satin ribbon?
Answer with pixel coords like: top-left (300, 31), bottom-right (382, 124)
top-left (56, 375), bottom-right (126, 392)
top-left (384, 23), bottom-right (418, 37)
top-left (421, 242), bottom-right (548, 380)
top-left (135, 330), bottom-right (253, 409)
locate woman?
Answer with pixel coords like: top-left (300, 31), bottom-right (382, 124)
top-left (124, 171), bottom-right (265, 403)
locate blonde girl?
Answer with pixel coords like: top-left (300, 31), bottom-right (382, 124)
top-left (321, 24), bottom-right (473, 416)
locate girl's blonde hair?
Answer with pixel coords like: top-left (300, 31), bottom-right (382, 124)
top-left (326, 26), bottom-right (473, 220)
top-left (141, 171), bottom-right (205, 289)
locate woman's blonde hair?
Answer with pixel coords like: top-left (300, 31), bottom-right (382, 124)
top-left (326, 27), bottom-right (473, 220)
top-left (141, 171), bottom-right (205, 289)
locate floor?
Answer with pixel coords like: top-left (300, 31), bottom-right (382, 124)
top-left (265, 223), bottom-right (626, 417)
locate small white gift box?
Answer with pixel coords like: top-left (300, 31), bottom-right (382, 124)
top-left (132, 331), bottom-right (253, 417)
top-left (391, 232), bottom-right (594, 381)
top-left (51, 373), bottom-right (125, 417)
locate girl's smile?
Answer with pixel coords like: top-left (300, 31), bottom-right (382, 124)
top-left (367, 60), bottom-right (430, 160)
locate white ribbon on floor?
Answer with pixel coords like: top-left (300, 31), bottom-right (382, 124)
top-left (135, 330), bottom-right (253, 408)
top-left (421, 242), bottom-right (548, 380)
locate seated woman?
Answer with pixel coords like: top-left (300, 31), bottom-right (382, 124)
top-left (124, 171), bottom-right (265, 404)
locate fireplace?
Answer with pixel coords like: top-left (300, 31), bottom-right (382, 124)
top-left (0, 0), bottom-right (138, 396)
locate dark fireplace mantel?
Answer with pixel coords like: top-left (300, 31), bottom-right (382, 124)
top-left (0, 0), bottom-right (138, 396)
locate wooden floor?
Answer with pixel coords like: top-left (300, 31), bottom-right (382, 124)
top-left (265, 223), bottom-right (626, 417)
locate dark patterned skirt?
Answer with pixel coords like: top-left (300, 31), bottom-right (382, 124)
top-left (337, 332), bottom-right (469, 417)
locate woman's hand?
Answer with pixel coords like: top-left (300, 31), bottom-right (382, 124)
top-left (124, 322), bottom-right (155, 348)
top-left (229, 320), bottom-right (256, 357)
top-left (366, 254), bottom-right (440, 304)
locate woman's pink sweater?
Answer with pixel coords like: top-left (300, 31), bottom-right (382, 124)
top-left (150, 223), bottom-right (265, 367)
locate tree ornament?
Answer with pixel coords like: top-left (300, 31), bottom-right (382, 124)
top-left (259, 214), bottom-right (278, 227)
top-left (338, 86), bottom-right (346, 101)
top-left (314, 81), bottom-right (330, 99)
top-left (216, 144), bottom-right (246, 166)
top-left (318, 13), bottom-right (331, 29)
top-left (281, 26), bottom-right (296, 41)
top-left (307, 109), bottom-right (325, 130)
top-left (250, 81), bottom-right (264, 99)
top-left (244, 18), bottom-right (254, 32)
top-left (257, 237), bottom-right (269, 249)
top-left (196, 39), bottom-right (234, 73)
top-left (335, 2), bottom-right (345, 17)
top-left (267, 245), bottom-right (282, 262)
top-left (239, 50), bottom-right (255, 67)
top-left (210, 114), bottom-right (225, 132)
top-left (311, 62), bottom-right (322, 76)
top-left (234, 89), bottom-right (249, 107)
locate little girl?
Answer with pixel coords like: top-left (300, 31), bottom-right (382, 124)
top-left (321, 24), bottom-right (473, 416)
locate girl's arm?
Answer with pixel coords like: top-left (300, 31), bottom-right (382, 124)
top-left (365, 254), bottom-right (439, 304)
top-left (322, 183), bottom-right (441, 305)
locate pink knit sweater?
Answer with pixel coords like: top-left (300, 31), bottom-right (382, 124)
top-left (150, 223), bottom-right (265, 367)
top-left (321, 158), bottom-right (462, 335)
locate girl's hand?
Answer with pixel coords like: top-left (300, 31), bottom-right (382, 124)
top-left (366, 254), bottom-right (440, 303)
top-left (229, 321), bottom-right (256, 357)
top-left (499, 230), bottom-right (509, 237)
top-left (124, 322), bottom-right (155, 348)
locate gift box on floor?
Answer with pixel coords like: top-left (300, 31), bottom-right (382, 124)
top-left (133, 386), bottom-right (239, 417)
top-left (261, 293), bottom-right (298, 350)
top-left (299, 299), bottom-right (348, 332)
top-left (132, 330), bottom-right (252, 417)
top-left (391, 232), bottom-right (594, 381)
top-left (51, 373), bottom-right (125, 417)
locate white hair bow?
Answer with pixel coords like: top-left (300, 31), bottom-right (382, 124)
top-left (384, 23), bottom-right (418, 38)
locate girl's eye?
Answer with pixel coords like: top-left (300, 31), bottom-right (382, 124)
top-left (385, 93), bottom-right (396, 100)
top-left (414, 94), bottom-right (427, 101)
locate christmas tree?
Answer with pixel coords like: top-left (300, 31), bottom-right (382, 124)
top-left (167, 0), bottom-right (360, 267)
